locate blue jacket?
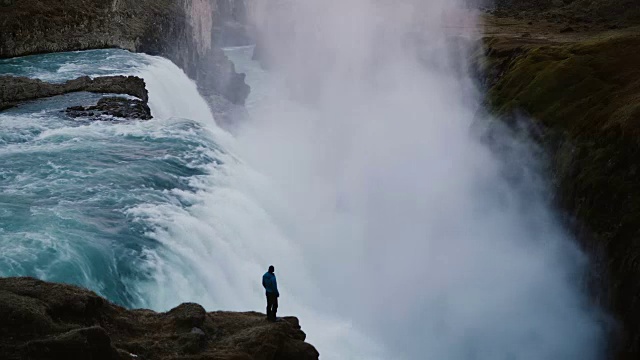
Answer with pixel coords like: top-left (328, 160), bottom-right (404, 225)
top-left (262, 272), bottom-right (279, 296)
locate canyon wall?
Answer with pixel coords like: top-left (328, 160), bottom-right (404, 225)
top-left (480, 13), bottom-right (640, 359)
top-left (0, 0), bottom-right (250, 105)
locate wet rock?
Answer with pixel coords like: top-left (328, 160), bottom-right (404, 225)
top-left (66, 97), bottom-right (152, 121)
top-left (0, 277), bottom-right (319, 360)
top-left (0, 75), bottom-right (148, 111)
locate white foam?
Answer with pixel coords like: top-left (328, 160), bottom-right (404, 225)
top-left (136, 56), bottom-right (213, 124)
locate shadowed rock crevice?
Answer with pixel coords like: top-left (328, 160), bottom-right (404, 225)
top-left (0, 277), bottom-right (319, 360)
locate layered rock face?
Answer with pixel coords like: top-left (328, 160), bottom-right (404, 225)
top-left (479, 13), bottom-right (640, 360)
top-left (0, 0), bottom-right (250, 105)
top-left (0, 277), bottom-right (319, 360)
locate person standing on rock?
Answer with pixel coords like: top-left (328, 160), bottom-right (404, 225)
top-left (262, 265), bottom-right (279, 322)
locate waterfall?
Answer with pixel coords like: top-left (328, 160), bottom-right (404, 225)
top-left (138, 55), bottom-right (216, 125)
top-left (0, 0), bottom-right (609, 355)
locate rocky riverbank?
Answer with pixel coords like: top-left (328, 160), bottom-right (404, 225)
top-left (0, 277), bottom-right (319, 360)
top-left (0, 0), bottom-right (250, 107)
top-left (479, 3), bottom-right (640, 358)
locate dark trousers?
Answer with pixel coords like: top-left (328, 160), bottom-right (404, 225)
top-left (266, 292), bottom-right (278, 321)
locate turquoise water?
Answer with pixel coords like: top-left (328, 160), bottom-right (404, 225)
top-left (0, 50), bottom-right (223, 307)
top-left (0, 49), bottom-right (145, 82)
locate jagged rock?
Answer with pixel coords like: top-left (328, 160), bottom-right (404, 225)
top-left (66, 97), bottom-right (152, 121)
top-left (0, 75), bottom-right (148, 111)
top-left (0, 277), bottom-right (319, 360)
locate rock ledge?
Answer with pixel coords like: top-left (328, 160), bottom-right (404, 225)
top-left (0, 277), bottom-right (319, 360)
top-left (0, 75), bottom-right (148, 111)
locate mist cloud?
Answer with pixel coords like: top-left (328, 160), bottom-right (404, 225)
top-left (234, 0), bottom-right (606, 358)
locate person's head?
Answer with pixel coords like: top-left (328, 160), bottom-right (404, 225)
top-left (268, 265), bottom-right (275, 273)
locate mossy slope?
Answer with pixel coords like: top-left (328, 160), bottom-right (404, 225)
top-left (484, 28), bottom-right (640, 359)
top-left (494, 0), bottom-right (640, 27)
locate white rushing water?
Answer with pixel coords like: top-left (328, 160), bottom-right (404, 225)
top-left (131, 53), bottom-right (382, 357)
top-left (139, 56), bottom-right (215, 125)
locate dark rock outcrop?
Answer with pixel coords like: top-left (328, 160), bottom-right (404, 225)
top-left (0, 0), bottom-right (251, 105)
top-left (0, 75), bottom-right (148, 111)
top-left (66, 97), bottom-right (152, 121)
top-left (0, 277), bottom-right (320, 360)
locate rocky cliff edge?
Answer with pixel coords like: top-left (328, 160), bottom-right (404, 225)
top-left (0, 277), bottom-right (319, 360)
